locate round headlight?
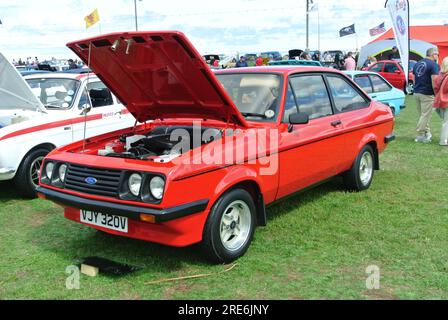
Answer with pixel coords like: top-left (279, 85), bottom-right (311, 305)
top-left (128, 173), bottom-right (142, 196)
top-left (150, 176), bottom-right (165, 200)
top-left (45, 162), bottom-right (55, 179)
top-left (58, 164), bottom-right (67, 182)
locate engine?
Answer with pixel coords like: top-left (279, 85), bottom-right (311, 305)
top-left (102, 125), bottom-right (223, 161)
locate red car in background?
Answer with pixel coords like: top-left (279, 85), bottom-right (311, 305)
top-left (37, 31), bottom-right (395, 263)
top-left (364, 60), bottom-right (414, 95)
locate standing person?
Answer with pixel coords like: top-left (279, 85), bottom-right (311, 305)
top-left (433, 56), bottom-right (448, 146)
top-left (388, 46), bottom-right (400, 60)
top-left (68, 59), bottom-right (78, 70)
top-left (413, 48), bottom-right (440, 143)
top-left (334, 53), bottom-right (344, 70)
top-left (343, 52), bottom-right (356, 71)
top-left (255, 54), bottom-right (263, 66)
top-left (236, 56), bottom-right (248, 68)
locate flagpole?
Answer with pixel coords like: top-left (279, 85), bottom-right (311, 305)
top-left (317, 6), bottom-right (320, 52)
top-left (306, 0), bottom-right (309, 51)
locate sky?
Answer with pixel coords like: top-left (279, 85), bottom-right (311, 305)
top-left (0, 0), bottom-right (447, 61)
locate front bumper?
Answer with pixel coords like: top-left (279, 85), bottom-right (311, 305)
top-left (0, 167), bottom-right (16, 180)
top-left (36, 186), bottom-right (209, 223)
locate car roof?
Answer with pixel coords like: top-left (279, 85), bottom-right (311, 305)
top-left (23, 72), bottom-right (98, 80)
top-left (215, 65), bottom-right (339, 76)
top-left (344, 70), bottom-right (380, 76)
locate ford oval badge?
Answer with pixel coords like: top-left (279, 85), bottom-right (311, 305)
top-left (85, 177), bottom-right (98, 185)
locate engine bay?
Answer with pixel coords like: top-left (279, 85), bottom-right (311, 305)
top-left (99, 125), bottom-right (223, 162)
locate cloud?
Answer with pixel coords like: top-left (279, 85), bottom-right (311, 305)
top-left (0, 0), bottom-right (447, 60)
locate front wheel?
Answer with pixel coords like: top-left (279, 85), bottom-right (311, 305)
top-left (201, 189), bottom-right (256, 263)
top-left (404, 81), bottom-right (414, 95)
top-left (343, 145), bottom-right (375, 192)
top-left (13, 148), bottom-right (50, 198)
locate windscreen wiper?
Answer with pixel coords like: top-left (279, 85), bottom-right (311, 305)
top-left (241, 112), bottom-right (267, 118)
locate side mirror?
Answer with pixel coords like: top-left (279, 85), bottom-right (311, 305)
top-left (288, 113), bottom-right (309, 132)
top-left (289, 113), bottom-right (309, 125)
top-left (80, 103), bottom-right (91, 115)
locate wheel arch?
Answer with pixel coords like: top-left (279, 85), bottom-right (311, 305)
top-left (212, 177), bottom-right (267, 227)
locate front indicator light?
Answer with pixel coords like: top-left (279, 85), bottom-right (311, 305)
top-left (45, 162), bottom-right (54, 179)
top-left (140, 214), bottom-right (156, 223)
top-left (128, 173), bottom-right (142, 196)
top-left (59, 164), bottom-right (67, 182)
top-left (149, 176), bottom-right (165, 200)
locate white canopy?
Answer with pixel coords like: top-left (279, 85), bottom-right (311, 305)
top-left (357, 39), bottom-right (437, 68)
top-left (0, 52), bottom-right (46, 112)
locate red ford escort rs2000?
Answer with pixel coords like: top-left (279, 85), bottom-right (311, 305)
top-left (38, 31), bottom-right (395, 262)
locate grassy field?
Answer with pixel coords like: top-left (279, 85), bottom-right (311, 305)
top-left (1, 96), bottom-right (447, 300)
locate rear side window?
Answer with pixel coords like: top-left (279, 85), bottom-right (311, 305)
top-left (354, 75), bottom-right (373, 93)
top-left (369, 62), bottom-right (384, 73)
top-left (326, 75), bottom-right (370, 113)
top-left (384, 63), bottom-right (399, 73)
top-left (78, 81), bottom-right (114, 109)
top-left (289, 74), bottom-right (333, 120)
top-left (370, 75), bottom-right (391, 92)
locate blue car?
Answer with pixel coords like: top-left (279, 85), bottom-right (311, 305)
top-left (344, 71), bottom-right (405, 116)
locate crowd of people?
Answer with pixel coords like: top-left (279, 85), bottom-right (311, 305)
top-left (11, 56), bottom-right (83, 70)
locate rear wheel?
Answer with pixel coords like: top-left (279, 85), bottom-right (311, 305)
top-left (201, 189), bottom-right (256, 263)
top-left (13, 148), bottom-right (50, 198)
top-left (343, 145), bottom-right (375, 192)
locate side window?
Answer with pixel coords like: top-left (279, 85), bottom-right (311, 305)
top-left (354, 75), bottom-right (373, 93)
top-left (289, 75), bottom-right (333, 120)
top-left (370, 75), bottom-right (391, 92)
top-left (369, 62), bottom-right (384, 73)
top-left (282, 83), bottom-right (298, 122)
top-left (78, 81), bottom-right (114, 109)
top-left (384, 63), bottom-right (399, 73)
top-left (326, 75), bottom-right (370, 113)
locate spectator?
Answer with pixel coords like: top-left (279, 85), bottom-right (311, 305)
top-left (388, 46), bottom-right (400, 60)
top-left (312, 51), bottom-right (321, 62)
top-left (334, 53), bottom-right (344, 70)
top-left (433, 56), bottom-right (448, 146)
top-left (413, 47), bottom-right (440, 143)
top-left (68, 59), bottom-right (78, 70)
top-left (343, 52), bottom-right (356, 71)
top-left (236, 56), bottom-right (248, 68)
top-left (362, 56), bottom-right (377, 69)
top-left (255, 54), bottom-right (263, 67)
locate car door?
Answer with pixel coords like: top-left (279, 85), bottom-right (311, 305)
top-left (277, 73), bottom-right (345, 199)
top-left (324, 74), bottom-right (372, 172)
top-left (382, 62), bottom-right (402, 89)
top-left (369, 74), bottom-right (402, 115)
top-left (72, 80), bottom-right (133, 142)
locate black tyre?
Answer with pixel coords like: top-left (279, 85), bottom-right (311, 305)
top-left (201, 189), bottom-right (256, 263)
top-left (13, 148), bottom-right (50, 198)
top-left (343, 145), bottom-right (375, 192)
top-left (404, 81), bottom-right (414, 95)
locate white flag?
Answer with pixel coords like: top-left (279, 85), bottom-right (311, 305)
top-left (308, 0), bottom-right (318, 12)
top-left (386, 0), bottom-right (409, 83)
